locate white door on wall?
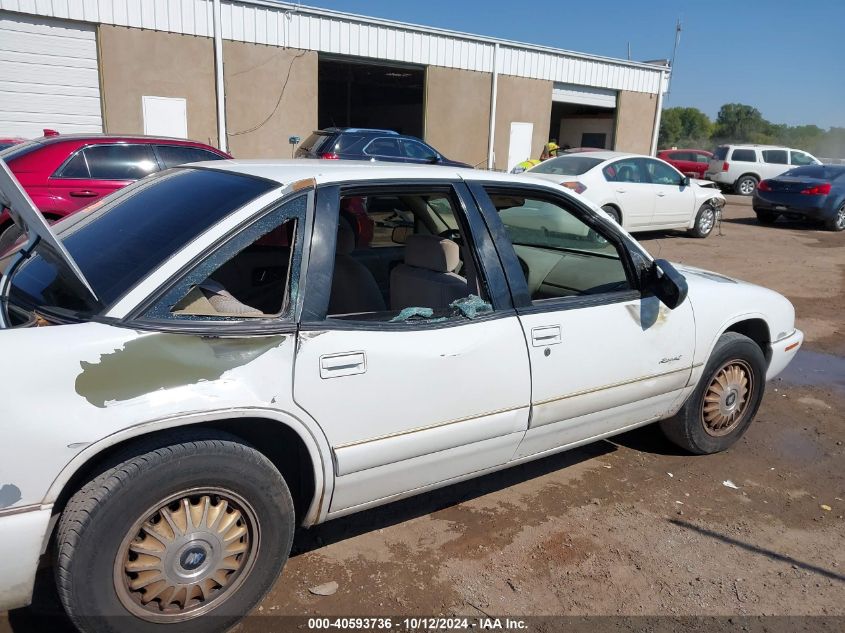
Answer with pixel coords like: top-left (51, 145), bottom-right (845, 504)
top-left (0, 11), bottom-right (103, 138)
top-left (142, 96), bottom-right (188, 139)
top-left (507, 122), bottom-right (533, 172)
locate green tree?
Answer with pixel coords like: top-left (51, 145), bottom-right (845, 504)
top-left (659, 107), bottom-right (712, 148)
top-left (713, 103), bottom-right (767, 142)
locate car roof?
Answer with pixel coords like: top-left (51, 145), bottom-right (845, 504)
top-left (719, 144), bottom-right (791, 150)
top-left (318, 127), bottom-right (400, 135)
top-left (26, 134), bottom-right (219, 147)
top-left (554, 150), bottom-right (638, 161)
top-left (196, 159), bottom-right (555, 188)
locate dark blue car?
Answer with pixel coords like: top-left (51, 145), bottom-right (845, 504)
top-left (753, 165), bottom-right (845, 231)
top-left (295, 127), bottom-right (472, 168)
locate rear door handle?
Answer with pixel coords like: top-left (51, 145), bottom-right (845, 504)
top-left (70, 190), bottom-right (98, 198)
top-left (531, 325), bottom-right (561, 347)
top-left (615, 188), bottom-right (627, 193)
top-left (320, 351), bottom-right (366, 378)
top-left (656, 191), bottom-right (666, 197)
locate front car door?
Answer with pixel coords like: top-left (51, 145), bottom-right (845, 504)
top-left (467, 182), bottom-right (695, 459)
top-left (644, 158), bottom-right (695, 227)
top-left (602, 157), bottom-right (655, 228)
top-left (293, 182), bottom-right (531, 517)
top-left (48, 143), bottom-right (159, 214)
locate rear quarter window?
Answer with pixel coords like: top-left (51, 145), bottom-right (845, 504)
top-left (299, 133), bottom-right (331, 153)
top-left (713, 147), bottom-right (729, 161)
top-left (730, 149), bottom-right (757, 162)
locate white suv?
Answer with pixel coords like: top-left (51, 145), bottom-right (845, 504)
top-left (705, 144), bottom-right (821, 195)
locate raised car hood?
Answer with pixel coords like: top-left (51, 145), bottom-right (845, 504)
top-left (0, 159), bottom-right (99, 314)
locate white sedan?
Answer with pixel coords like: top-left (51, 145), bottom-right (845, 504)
top-left (525, 151), bottom-right (726, 237)
top-left (0, 159), bottom-right (800, 632)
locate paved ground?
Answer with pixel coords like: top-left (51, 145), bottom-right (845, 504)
top-left (4, 196), bottom-right (843, 631)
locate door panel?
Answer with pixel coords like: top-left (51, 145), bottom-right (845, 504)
top-left (604, 158), bottom-right (654, 228)
top-left (293, 317), bottom-right (531, 512)
top-left (514, 296), bottom-right (695, 458)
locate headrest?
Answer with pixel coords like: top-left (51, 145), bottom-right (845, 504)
top-left (336, 221), bottom-right (355, 255)
top-left (404, 234), bottom-right (460, 273)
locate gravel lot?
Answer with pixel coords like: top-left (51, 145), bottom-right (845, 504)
top-left (4, 196), bottom-right (843, 631)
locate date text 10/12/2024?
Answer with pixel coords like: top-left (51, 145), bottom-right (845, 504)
top-left (308, 617), bottom-right (529, 630)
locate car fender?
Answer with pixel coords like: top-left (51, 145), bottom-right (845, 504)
top-left (43, 406), bottom-right (335, 527)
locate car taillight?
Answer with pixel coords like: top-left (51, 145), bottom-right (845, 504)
top-left (800, 183), bottom-right (831, 195)
top-left (722, 162), bottom-right (729, 171)
top-left (561, 181), bottom-right (587, 194)
top-left (757, 180), bottom-right (772, 192)
top-left (320, 152), bottom-right (339, 160)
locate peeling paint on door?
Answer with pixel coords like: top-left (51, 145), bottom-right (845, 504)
top-left (0, 484), bottom-right (22, 509)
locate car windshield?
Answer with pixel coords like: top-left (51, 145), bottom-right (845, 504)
top-left (782, 166), bottom-right (845, 180)
top-left (7, 168), bottom-right (276, 314)
top-left (529, 156), bottom-right (603, 176)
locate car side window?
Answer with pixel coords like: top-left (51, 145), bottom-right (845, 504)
top-left (325, 189), bottom-right (493, 323)
top-left (603, 158), bottom-right (645, 183)
top-left (76, 145), bottom-right (159, 180)
top-left (486, 189), bottom-right (632, 302)
top-left (731, 149), bottom-right (757, 162)
top-left (644, 159), bottom-right (682, 185)
top-left (790, 151), bottom-right (815, 166)
top-left (365, 138), bottom-right (401, 158)
top-left (142, 195), bottom-right (306, 322)
top-left (155, 145), bottom-right (222, 168)
top-left (762, 150), bottom-right (788, 164)
top-left (695, 153), bottom-right (710, 163)
top-left (57, 151), bottom-right (90, 178)
top-left (401, 140), bottom-right (435, 160)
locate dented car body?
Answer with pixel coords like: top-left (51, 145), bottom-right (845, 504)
top-left (0, 159), bottom-right (802, 630)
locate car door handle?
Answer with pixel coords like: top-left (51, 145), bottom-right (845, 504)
top-left (656, 191), bottom-right (666, 197)
top-left (531, 325), bottom-right (561, 347)
top-left (69, 190), bottom-right (98, 198)
top-left (615, 188), bottom-right (627, 193)
top-left (319, 351), bottom-right (366, 378)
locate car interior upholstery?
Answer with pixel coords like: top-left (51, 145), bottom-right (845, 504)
top-left (389, 234), bottom-right (468, 310)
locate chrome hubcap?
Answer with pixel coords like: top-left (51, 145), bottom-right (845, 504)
top-left (114, 489), bottom-right (258, 622)
top-left (701, 360), bottom-right (753, 436)
top-left (698, 208), bottom-right (715, 233)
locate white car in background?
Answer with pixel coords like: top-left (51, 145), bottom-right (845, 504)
top-left (525, 151), bottom-right (726, 238)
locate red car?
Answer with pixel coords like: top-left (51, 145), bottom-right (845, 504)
top-left (657, 149), bottom-right (713, 179)
top-left (0, 137), bottom-right (26, 152)
top-left (0, 134), bottom-right (230, 252)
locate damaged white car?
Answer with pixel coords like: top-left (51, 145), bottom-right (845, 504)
top-left (0, 159), bottom-right (801, 632)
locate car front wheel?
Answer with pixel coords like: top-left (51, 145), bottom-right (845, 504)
top-left (660, 332), bottom-right (766, 454)
top-left (601, 205), bottom-right (621, 224)
top-left (688, 202), bottom-right (718, 238)
top-left (54, 432), bottom-right (294, 633)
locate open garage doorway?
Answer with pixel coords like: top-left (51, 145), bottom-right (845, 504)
top-left (549, 83), bottom-right (617, 151)
top-left (318, 56), bottom-right (425, 138)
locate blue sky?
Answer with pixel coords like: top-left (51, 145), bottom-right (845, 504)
top-left (298, 0), bottom-right (845, 129)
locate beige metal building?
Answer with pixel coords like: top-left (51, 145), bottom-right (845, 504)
top-left (0, 0), bottom-right (669, 171)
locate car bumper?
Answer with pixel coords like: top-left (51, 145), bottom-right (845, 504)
top-left (704, 172), bottom-right (731, 185)
top-left (753, 194), bottom-right (831, 220)
top-left (0, 506), bottom-right (52, 611)
top-left (767, 329), bottom-right (803, 381)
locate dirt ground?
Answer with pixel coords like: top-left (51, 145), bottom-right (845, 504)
top-left (4, 197), bottom-right (843, 631)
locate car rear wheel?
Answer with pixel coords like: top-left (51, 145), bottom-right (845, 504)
top-left (825, 203), bottom-right (845, 232)
top-left (688, 202), bottom-right (717, 238)
top-left (734, 175), bottom-right (758, 196)
top-left (755, 210), bottom-right (779, 225)
top-left (659, 332), bottom-right (766, 454)
top-left (601, 205), bottom-right (621, 224)
top-left (54, 432), bottom-right (294, 633)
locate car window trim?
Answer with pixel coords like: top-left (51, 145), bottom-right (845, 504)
top-left (51, 142), bottom-right (158, 181)
top-left (466, 181), bottom-right (645, 313)
top-left (123, 189), bottom-right (313, 332)
top-left (299, 179), bottom-right (513, 330)
top-left (363, 137), bottom-right (401, 158)
top-left (151, 144), bottom-right (223, 169)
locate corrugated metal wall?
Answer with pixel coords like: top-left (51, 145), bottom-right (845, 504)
top-left (0, 0), bottom-right (666, 94)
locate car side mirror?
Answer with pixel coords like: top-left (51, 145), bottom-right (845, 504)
top-left (648, 259), bottom-right (688, 309)
top-left (392, 225), bottom-right (413, 244)
top-left (680, 175), bottom-right (690, 187)
top-left (425, 155), bottom-right (440, 164)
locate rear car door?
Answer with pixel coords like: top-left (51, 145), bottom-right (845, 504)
top-left (48, 144), bottom-right (158, 213)
top-left (468, 182), bottom-right (695, 459)
top-left (603, 157), bottom-right (655, 228)
top-left (363, 137), bottom-right (404, 163)
top-left (761, 149), bottom-right (790, 179)
top-left (293, 182), bottom-right (531, 516)
top-left (645, 158), bottom-right (695, 227)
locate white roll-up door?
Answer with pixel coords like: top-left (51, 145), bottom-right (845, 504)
top-left (0, 11), bottom-right (103, 139)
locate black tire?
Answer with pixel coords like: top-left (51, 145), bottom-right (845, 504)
top-left (601, 205), bottom-right (621, 224)
top-left (0, 222), bottom-right (23, 254)
top-left (54, 431), bottom-right (295, 633)
top-left (824, 203), bottom-right (845, 232)
top-left (688, 202), bottom-right (717, 238)
top-left (734, 175), bottom-right (758, 196)
top-left (755, 210), bottom-right (779, 225)
top-left (660, 332), bottom-right (767, 455)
